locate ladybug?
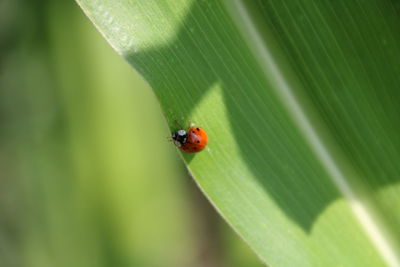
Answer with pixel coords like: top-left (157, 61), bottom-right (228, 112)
top-left (172, 127), bottom-right (208, 153)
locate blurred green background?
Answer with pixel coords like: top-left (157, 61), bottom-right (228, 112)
top-left (0, 0), bottom-right (263, 266)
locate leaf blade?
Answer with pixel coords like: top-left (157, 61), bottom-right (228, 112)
top-left (76, 0), bottom-right (400, 265)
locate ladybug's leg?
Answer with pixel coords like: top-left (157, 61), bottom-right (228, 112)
top-left (188, 120), bottom-right (195, 128)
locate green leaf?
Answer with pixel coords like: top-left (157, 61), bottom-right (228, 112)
top-left (76, 0), bottom-right (400, 265)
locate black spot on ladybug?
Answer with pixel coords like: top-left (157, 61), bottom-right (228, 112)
top-left (197, 140), bottom-right (200, 143)
top-left (196, 128), bottom-right (200, 131)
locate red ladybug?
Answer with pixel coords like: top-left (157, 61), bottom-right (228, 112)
top-left (172, 127), bottom-right (208, 153)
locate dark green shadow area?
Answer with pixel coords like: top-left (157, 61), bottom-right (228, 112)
top-left (126, 0), bottom-right (400, 234)
top-left (126, 0), bottom-right (341, 232)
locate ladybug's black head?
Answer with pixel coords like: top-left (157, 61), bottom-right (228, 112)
top-left (172, 129), bottom-right (187, 147)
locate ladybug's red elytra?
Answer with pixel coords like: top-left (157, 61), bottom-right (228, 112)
top-left (172, 127), bottom-right (208, 153)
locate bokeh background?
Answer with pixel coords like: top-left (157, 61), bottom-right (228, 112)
top-left (0, 0), bottom-right (263, 266)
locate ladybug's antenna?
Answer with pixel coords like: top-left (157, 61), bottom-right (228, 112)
top-left (172, 119), bottom-right (183, 129)
top-left (166, 133), bottom-right (173, 142)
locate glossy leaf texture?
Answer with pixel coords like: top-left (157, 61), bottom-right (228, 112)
top-left (76, 0), bottom-right (400, 266)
